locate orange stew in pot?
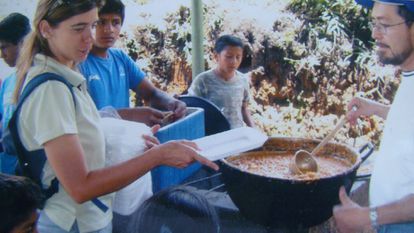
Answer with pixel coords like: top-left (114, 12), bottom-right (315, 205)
top-left (227, 151), bottom-right (352, 180)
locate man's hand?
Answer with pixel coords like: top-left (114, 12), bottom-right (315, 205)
top-left (347, 96), bottom-right (390, 124)
top-left (333, 186), bottom-right (371, 233)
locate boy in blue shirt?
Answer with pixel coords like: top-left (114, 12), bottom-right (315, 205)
top-left (79, 0), bottom-right (186, 126)
top-left (0, 13), bottom-right (31, 174)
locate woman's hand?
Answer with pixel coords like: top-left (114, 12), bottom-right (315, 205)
top-left (151, 140), bottom-right (219, 171)
top-left (143, 125), bottom-right (160, 149)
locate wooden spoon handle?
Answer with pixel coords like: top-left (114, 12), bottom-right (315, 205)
top-left (311, 116), bottom-right (347, 156)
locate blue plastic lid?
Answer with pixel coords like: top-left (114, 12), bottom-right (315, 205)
top-left (356, 0), bottom-right (414, 12)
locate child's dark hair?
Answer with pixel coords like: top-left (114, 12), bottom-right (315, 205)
top-left (0, 13), bottom-right (31, 45)
top-left (99, 0), bottom-right (125, 24)
top-left (214, 35), bottom-right (244, 53)
top-left (0, 174), bottom-right (44, 233)
top-left (135, 186), bottom-right (220, 233)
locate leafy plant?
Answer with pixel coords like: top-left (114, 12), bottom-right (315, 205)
top-left (121, 0), bottom-right (399, 148)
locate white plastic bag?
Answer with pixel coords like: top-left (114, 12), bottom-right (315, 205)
top-left (100, 116), bottom-right (153, 215)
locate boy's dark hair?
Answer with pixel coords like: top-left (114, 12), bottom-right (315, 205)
top-left (99, 0), bottom-right (125, 24)
top-left (135, 186), bottom-right (220, 233)
top-left (0, 174), bottom-right (44, 233)
top-left (0, 13), bottom-right (30, 45)
top-left (214, 35), bottom-right (244, 53)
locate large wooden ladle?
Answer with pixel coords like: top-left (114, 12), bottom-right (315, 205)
top-left (290, 115), bottom-right (348, 174)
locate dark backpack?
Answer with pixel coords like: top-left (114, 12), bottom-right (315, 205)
top-left (2, 72), bottom-right (108, 212)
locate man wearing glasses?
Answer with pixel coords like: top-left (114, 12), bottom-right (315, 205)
top-left (333, 1), bottom-right (414, 233)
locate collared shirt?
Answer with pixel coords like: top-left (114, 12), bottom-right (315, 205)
top-left (18, 54), bottom-right (113, 233)
top-left (370, 71), bottom-right (414, 207)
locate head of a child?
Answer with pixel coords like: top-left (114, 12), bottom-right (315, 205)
top-left (94, 0), bottom-right (125, 49)
top-left (135, 186), bottom-right (220, 233)
top-left (0, 13), bottom-right (31, 67)
top-left (0, 174), bottom-right (43, 233)
top-left (214, 35), bottom-right (244, 75)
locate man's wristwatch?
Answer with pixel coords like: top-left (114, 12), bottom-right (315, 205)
top-left (369, 207), bottom-right (379, 229)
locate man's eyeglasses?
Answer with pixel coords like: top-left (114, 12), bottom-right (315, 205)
top-left (369, 21), bottom-right (407, 34)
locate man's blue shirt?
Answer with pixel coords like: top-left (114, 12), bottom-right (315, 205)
top-left (0, 72), bottom-right (17, 174)
top-left (0, 72), bottom-right (17, 129)
top-left (79, 48), bottom-right (146, 109)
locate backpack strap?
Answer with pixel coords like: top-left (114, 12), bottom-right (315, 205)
top-left (8, 72), bottom-right (108, 212)
top-left (17, 72), bottom-right (77, 111)
top-left (8, 73), bottom-right (75, 190)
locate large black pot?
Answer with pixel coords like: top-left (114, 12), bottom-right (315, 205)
top-left (220, 137), bottom-right (373, 228)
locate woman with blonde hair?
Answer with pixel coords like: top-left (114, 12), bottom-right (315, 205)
top-left (12, 1), bottom-right (218, 232)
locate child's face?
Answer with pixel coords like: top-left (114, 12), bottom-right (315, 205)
top-left (94, 13), bottom-right (122, 49)
top-left (215, 46), bottom-right (243, 74)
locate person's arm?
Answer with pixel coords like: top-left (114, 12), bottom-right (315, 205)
top-left (241, 102), bottom-right (255, 127)
top-left (347, 96), bottom-right (390, 125)
top-left (43, 134), bottom-right (219, 204)
top-left (134, 79), bottom-right (187, 119)
top-left (187, 75), bottom-right (203, 97)
top-left (121, 50), bottom-right (186, 119)
top-left (375, 194), bottom-right (414, 225)
top-left (333, 187), bottom-right (414, 233)
top-left (117, 106), bottom-right (164, 126)
top-left (241, 77), bottom-right (255, 127)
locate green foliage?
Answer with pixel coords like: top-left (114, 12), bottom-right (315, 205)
top-left (121, 0), bottom-right (399, 147)
top-left (290, 0), bottom-right (372, 62)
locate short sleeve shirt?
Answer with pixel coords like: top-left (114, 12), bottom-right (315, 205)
top-left (370, 72), bottom-right (414, 207)
top-left (188, 69), bottom-right (250, 128)
top-left (18, 54), bottom-right (113, 233)
top-left (78, 48), bottom-right (145, 109)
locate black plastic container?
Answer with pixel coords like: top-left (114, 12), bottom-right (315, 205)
top-left (220, 137), bottom-right (373, 228)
